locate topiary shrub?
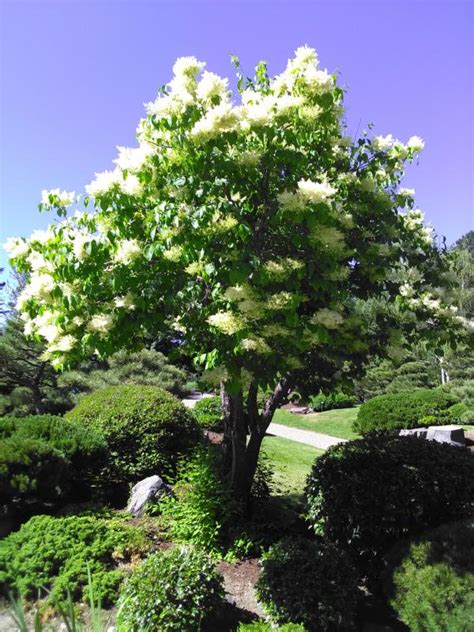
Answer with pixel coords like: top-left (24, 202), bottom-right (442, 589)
top-left (116, 546), bottom-right (225, 631)
top-left (386, 520), bottom-right (474, 632)
top-left (255, 537), bottom-right (359, 631)
top-left (65, 385), bottom-right (200, 482)
top-left (309, 391), bottom-right (355, 412)
top-left (305, 433), bottom-right (474, 583)
top-left (0, 513), bottom-right (149, 607)
top-left (353, 388), bottom-right (459, 434)
top-left (192, 395), bottom-right (223, 430)
top-left (0, 415), bottom-right (105, 512)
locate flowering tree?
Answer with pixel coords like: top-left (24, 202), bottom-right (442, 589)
top-left (5, 47), bottom-right (467, 500)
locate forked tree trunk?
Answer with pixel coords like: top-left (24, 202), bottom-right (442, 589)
top-left (220, 377), bottom-right (292, 504)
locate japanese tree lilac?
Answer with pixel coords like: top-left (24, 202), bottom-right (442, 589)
top-left (5, 46), bottom-right (466, 500)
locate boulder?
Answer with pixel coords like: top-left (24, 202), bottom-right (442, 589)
top-left (127, 474), bottom-right (169, 517)
top-left (399, 425), bottom-right (465, 448)
top-left (399, 428), bottom-right (428, 439)
top-left (426, 425), bottom-right (465, 448)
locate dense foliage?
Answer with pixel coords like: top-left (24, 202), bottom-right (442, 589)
top-left (387, 520), bottom-right (474, 632)
top-left (65, 385), bottom-right (200, 482)
top-left (353, 388), bottom-right (459, 434)
top-left (309, 390), bottom-right (355, 412)
top-left (0, 415), bottom-right (105, 512)
top-left (116, 546), bottom-right (224, 632)
top-left (305, 434), bottom-right (474, 581)
top-left (159, 447), bottom-right (227, 551)
top-left (255, 537), bottom-right (359, 631)
top-left (0, 513), bottom-right (148, 606)
top-left (192, 395), bottom-right (223, 430)
top-left (238, 625), bottom-right (307, 631)
top-left (5, 46), bottom-right (466, 498)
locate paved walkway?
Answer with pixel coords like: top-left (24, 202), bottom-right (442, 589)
top-left (182, 394), bottom-right (346, 450)
top-left (266, 422), bottom-right (347, 450)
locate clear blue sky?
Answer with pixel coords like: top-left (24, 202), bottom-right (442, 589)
top-left (1, 0), bottom-right (473, 274)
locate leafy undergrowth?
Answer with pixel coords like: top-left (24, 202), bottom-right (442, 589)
top-left (273, 407), bottom-right (360, 440)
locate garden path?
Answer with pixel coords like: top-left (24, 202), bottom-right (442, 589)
top-left (182, 395), bottom-right (346, 450)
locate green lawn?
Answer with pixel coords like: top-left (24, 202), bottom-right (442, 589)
top-left (262, 434), bottom-right (323, 500)
top-left (273, 406), bottom-right (360, 440)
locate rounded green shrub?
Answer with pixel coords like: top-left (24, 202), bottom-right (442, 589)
top-left (116, 546), bottom-right (224, 631)
top-left (354, 388), bottom-right (459, 434)
top-left (387, 520), bottom-right (474, 632)
top-left (65, 385), bottom-right (200, 482)
top-left (305, 433), bottom-right (474, 583)
top-left (0, 513), bottom-right (148, 607)
top-left (255, 537), bottom-right (359, 631)
top-left (0, 415), bottom-right (105, 511)
top-left (309, 391), bottom-right (355, 412)
top-left (192, 395), bottom-right (223, 430)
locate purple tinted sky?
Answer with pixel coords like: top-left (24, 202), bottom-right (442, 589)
top-left (1, 0), bottom-right (473, 272)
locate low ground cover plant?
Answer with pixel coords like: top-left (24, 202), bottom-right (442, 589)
top-left (353, 388), bottom-right (459, 434)
top-left (305, 433), bottom-right (474, 583)
top-left (116, 546), bottom-right (224, 631)
top-left (0, 513), bottom-right (149, 608)
top-left (386, 520), bottom-right (474, 632)
top-left (0, 415), bottom-right (105, 512)
top-left (65, 385), bottom-right (200, 484)
top-left (192, 395), bottom-right (224, 431)
top-left (255, 536), bottom-right (359, 631)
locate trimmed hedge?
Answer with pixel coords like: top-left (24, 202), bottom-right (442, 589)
top-left (354, 388), bottom-right (459, 434)
top-left (305, 433), bottom-right (474, 583)
top-left (386, 520), bottom-right (474, 632)
top-left (65, 385), bottom-right (200, 482)
top-left (256, 537), bottom-right (359, 631)
top-left (0, 513), bottom-right (148, 607)
top-left (192, 396), bottom-right (223, 431)
top-left (116, 546), bottom-right (224, 631)
top-left (0, 415), bottom-right (105, 511)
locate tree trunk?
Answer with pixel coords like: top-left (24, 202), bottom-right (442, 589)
top-left (220, 376), bottom-right (292, 505)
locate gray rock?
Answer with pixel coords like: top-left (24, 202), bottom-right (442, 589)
top-left (399, 428), bottom-right (428, 439)
top-left (399, 425), bottom-right (465, 448)
top-left (127, 475), bottom-right (168, 517)
top-left (426, 425), bottom-right (465, 448)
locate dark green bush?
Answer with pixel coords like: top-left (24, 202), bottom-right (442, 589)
top-left (192, 395), bottom-right (223, 430)
top-left (65, 385), bottom-right (200, 482)
top-left (0, 513), bottom-right (149, 607)
top-left (386, 520), bottom-right (474, 632)
top-left (238, 624), bottom-right (307, 631)
top-left (116, 546), bottom-right (224, 631)
top-left (354, 388), bottom-right (459, 434)
top-left (305, 433), bottom-right (474, 583)
top-left (256, 537), bottom-right (359, 631)
top-left (309, 391), bottom-right (355, 412)
top-left (0, 415), bottom-right (105, 511)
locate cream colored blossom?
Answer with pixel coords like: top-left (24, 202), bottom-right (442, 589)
top-left (277, 190), bottom-right (305, 212)
top-left (30, 228), bottom-right (55, 244)
top-left (114, 239), bottom-right (141, 264)
top-left (121, 174), bottom-right (142, 196)
top-left (86, 169), bottom-right (121, 196)
top-left (163, 245), bottom-right (183, 262)
top-left (207, 311), bottom-right (241, 335)
top-left (242, 337), bottom-right (271, 354)
top-left (27, 251), bottom-right (53, 272)
top-left (267, 292), bottom-right (293, 310)
top-left (311, 308), bottom-right (344, 329)
top-left (72, 233), bottom-right (90, 260)
top-left (190, 102), bottom-right (240, 141)
top-left (114, 294), bottom-right (136, 310)
top-left (373, 134), bottom-right (394, 151)
top-left (114, 145), bottom-right (154, 172)
top-left (173, 56), bottom-right (205, 78)
top-left (407, 135), bottom-right (425, 153)
top-left (48, 335), bottom-right (76, 353)
top-left (3, 237), bottom-right (30, 259)
top-left (88, 314), bottom-right (113, 334)
top-left (197, 71), bottom-right (229, 103)
top-left (298, 178), bottom-right (336, 203)
top-left (41, 188), bottom-right (75, 207)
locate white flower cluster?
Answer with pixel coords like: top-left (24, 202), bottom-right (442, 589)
top-left (272, 45), bottom-right (333, 96)
top-left (113, 239), bottom-right (141, 264)
top-left (41, 188), bottom-right (75, 208)
top-left (114, 144), bottom-right (154, 173)
top-left (3, 237), bottom-right (30, 259)
top-left (373, 134), bottom-right (424, 156)
top-left (311, 308), bottom-right (344, 329)
top-left (278, 177), bottom-right (337, 213)
top-left (207, 311), bottom-right (242, 335)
